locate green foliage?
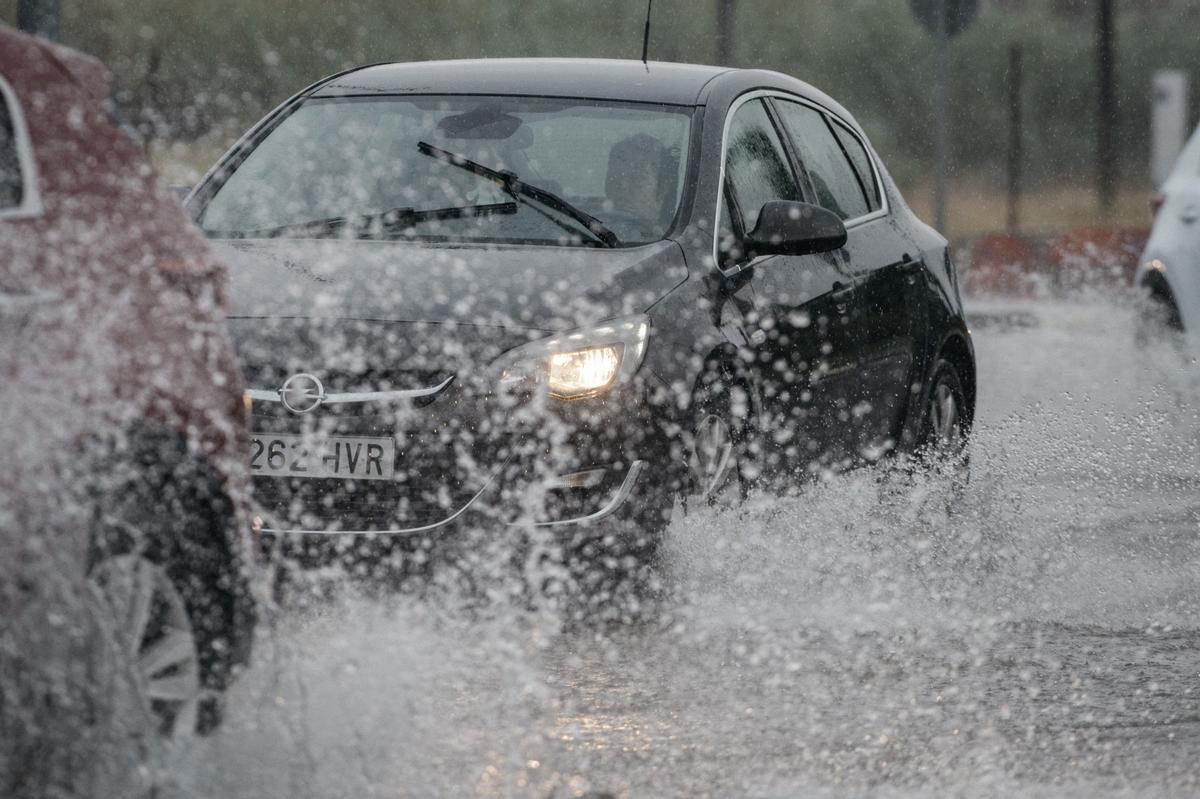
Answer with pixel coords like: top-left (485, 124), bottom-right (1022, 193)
top-left (3, 0), bottom-right (1200, 187)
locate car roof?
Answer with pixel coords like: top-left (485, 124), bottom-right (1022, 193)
top-left (0, 24), bottom-right (111, 102)
top-left (312, 58), bottom-right (736, 105)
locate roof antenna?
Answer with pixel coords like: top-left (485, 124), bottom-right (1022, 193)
top-left (641, 0), bottom-right (653, 66)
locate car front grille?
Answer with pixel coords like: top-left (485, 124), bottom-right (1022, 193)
top-left (245, 368), bottom-right (457, 416)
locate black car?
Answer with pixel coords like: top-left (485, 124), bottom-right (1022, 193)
top-left (186, 59), bottom-right (975, 581)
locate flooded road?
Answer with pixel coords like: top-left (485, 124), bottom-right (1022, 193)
top-left (187, 298), bottom-right (1200, 798)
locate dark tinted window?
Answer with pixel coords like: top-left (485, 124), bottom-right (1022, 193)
top-left (723, 99), bottom-right (800, 233)
top-left (831, 121), bottom-right (880, 211)
top-left (0, 86), bottom-right (23, 210)
top-left (774, 100), bottom-right (869, 220)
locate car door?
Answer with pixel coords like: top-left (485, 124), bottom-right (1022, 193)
top-left (771, 98), bottom-right (925, 461)
top-left (718, 96), bottom-right (860, 471)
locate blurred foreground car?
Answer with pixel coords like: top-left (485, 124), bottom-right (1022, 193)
top-left (1138, 122), bottom-right (1200, 349)
top-left (187, 59), bottom-right (974, 587)
top-left (0, 25), bottom-right (254, 751)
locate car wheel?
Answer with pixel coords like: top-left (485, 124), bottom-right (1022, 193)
top-left (87, 428), bottom-right (252, 738)
top-left (683, 369), bottom-right (757, 508)
top-left (916, 359), bottom-right (970, 483)
top-left (1134, 285), bottom-right (1185, 349)
top-left (88, 552), bottom-right (202, 746)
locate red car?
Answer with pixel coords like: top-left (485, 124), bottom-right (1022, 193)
top-left (0, 24), bottom-right (254, 763)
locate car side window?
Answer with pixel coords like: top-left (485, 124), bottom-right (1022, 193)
top-left (0, 81), bottom-right (24, 210)
top-left (773, 100), bottom-right (869, 221)
top-left (717, 189), bottom-right (745, 263)
top-left (830, 120), bottom-right (881, 212)
top-left (723, 99), bottom-right (800, 234)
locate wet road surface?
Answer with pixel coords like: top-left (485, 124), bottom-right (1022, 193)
top-left (186, 298), bottom-right (1200, 798)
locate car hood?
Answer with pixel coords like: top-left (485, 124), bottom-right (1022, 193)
top-left (215, 238), bottom-right (687, 332)
top-left (215, 237), bottom-right (687, 390)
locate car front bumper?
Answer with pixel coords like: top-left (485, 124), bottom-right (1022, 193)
top-left (247, 374), bottom-right (677, 566)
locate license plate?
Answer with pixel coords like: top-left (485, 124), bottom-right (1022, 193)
top-left (249, 433), bottom-right (394, 480)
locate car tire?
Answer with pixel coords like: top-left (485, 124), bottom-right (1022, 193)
top-left (915, 358), bottom-right (971, 489)
top-left (682, 363), bottom-right (759, 510)
top-left (87, 551), bottom-right (204, 746)
top-left (1134, 283), bottom-right (1185, 349)
top-left (88, 429), bottom-right (251, 740)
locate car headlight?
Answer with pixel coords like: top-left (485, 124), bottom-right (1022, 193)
top-left (547, 345), bottom-right (623, 396)
top-left (494, 315), bottom-right (650, 399)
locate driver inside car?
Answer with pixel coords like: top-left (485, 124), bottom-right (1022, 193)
top-left (605, 133), bottom-right (674, 239)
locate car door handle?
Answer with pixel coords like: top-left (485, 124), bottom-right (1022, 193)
top-left (1180, 206), bottom-right (1198, 224)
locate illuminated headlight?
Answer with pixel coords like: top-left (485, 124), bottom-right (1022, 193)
top-left (495, 315), bottom-right (649, 400)
top-left (548, 345), bottom-right (622, 397)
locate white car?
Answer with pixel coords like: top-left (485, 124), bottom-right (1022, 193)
top-left (1136, 124), bottom-right (1200, 349)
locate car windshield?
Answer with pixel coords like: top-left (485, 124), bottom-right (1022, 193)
top-left (200, 95), bottom-right (693, 247)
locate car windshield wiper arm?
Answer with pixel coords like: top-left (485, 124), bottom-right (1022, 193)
top-left (417, 141), bottom-right (620, 248)
top-left (222, 201), bottom-right (519, 239)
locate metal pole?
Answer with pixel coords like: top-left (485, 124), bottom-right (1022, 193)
top-left (17, 0), bottom-right (60, 41)
top-left (1007, 43), bottom-right (1024, 233)
top-left (1097, 0), bottom-right (1117, 214)
top-left (933, 0), bottom-right (948, 233)
top-left (716, 0), bottom-right (736, 67)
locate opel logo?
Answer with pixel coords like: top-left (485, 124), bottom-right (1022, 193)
top-left (279, 373), bottom-right (325, 414)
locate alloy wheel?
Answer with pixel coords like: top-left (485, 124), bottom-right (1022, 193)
top-left (690, 412), bottom-right (736, 501)
top-left (928, 381), bottom-right (962, 452)
top-left (89, 553), bottom-right (201, 744)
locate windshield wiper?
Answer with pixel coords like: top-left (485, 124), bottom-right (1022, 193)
top-left (417, 141), bottom-right (620, 248)
top-left (219, 201), bottom-right (519, 239)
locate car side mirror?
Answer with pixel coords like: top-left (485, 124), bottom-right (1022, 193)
top-left (744, 200), bottom-right (847, 258)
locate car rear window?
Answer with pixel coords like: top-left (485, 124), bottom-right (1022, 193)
top-left (830, 120), bottom-right (881, 212)
top-left (774, 100), bottom-right (870, 221)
